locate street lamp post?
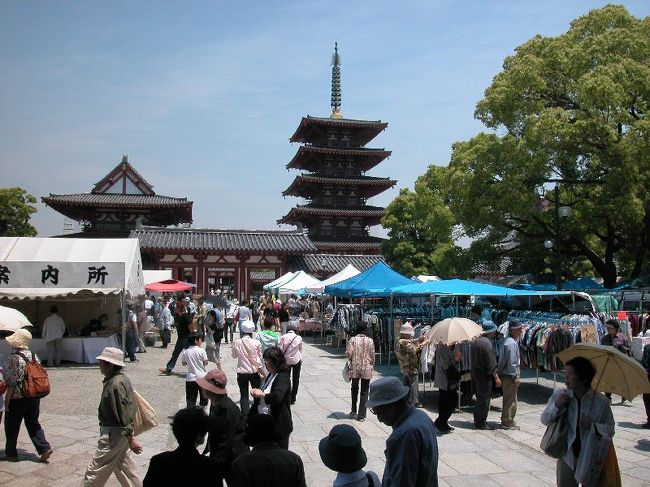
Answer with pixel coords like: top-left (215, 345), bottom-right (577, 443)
top-left (545, 188), bottom-right (572, 291)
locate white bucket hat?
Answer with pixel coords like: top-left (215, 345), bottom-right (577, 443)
top-left (96, 347), bottom-right (126, 367)
top-left (240, 321), bottom-right (256, 334)
top-left (399, 323), bottom-right (414, 336)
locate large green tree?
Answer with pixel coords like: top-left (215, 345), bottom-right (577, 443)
top-left (0, 187), bottom-right (38, 237)
top-left (445, 5), bottom-right (650, 287)
top-left (381, 165), bottom-right (467, 277)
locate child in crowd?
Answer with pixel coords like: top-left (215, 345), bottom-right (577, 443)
top-left (180, 333), bottom-right (209, 408)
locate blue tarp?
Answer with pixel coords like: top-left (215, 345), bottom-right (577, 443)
top-left (387, 279), bottom-right (532, 296)
top-left (515, 277), bottom-right (604, 292)
top-left (387, 279), bottom-right (575, 297)
top-left (324, 261), bottom-right (413, 298)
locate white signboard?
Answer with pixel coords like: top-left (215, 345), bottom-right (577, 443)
top-left (0, 262), bottom-right (125, 289)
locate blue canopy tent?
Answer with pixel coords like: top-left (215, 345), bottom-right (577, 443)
top-left (388, 279), bottom-right (534, 296)
top-left (324, 261), bottom-right (413, 298)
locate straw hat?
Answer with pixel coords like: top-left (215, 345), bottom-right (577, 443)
top-left (196, 369), bottom-right (228, 396)
top-left (7, 328), bottom-right (32, 350)
top-left (96, 347), bottom-right (126, 367)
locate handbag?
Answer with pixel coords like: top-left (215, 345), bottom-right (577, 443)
top-left (342, 361), bottom-right (352, 382)
top-left (540, 409), bottom-right (568, 458)
top-left (132, 389), bottom-right (158, 436)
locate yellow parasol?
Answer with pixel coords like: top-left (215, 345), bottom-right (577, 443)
top-left (425, 317), bottom-right (484, 345)
top-left (556, 343), bottom-right (650, 401)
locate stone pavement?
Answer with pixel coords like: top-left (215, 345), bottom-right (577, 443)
top-left (2, 333), bottom-right (650, 486)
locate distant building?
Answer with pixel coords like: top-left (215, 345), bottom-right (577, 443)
top-left (42, 155), bottom-right (193, 237)
top-left (278, 43), bottom-right (396, 255)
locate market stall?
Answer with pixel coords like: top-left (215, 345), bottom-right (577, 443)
top-left (0, 237), bottom-right (145, 364)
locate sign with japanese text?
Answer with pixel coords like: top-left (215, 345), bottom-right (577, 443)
top-left (0, 262), bottom-right (125, 288)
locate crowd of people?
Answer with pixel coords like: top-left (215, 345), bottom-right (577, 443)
top-left (0, 291), bottom-right (641, 487)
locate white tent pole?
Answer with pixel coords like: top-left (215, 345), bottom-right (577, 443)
top-left (121, 290), bottom-right (127, 353)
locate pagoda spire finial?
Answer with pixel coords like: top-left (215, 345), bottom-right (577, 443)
top-left (330, 42), bottom-right (343, 119)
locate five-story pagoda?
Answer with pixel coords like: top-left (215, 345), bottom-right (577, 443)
top-left (278, 44), bottom-right (395, 255)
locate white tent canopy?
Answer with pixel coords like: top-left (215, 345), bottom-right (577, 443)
top-left (0, 237), bottom-right (145, 300)
top-left (143, 269), bottom-right (173, 285)
top-left (276, 271), bottom-right (320, 295)
top-left (263, 271), bottom-right (296, 291)
top-left (414, 275), bottom-right (441, 282)
top-left (305, 264), bottom-right (360, 294)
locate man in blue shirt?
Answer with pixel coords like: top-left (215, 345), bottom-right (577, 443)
top-left (368, 376), bottom-right (438, 487)
top-left (498, 320), bottom-right (523, 430)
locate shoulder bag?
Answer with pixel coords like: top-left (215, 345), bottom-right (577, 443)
top-left (132, 389), bottom-right (158, 436)
top-left (342, 361), bottom-right (352, 382)
top-left (540, 408), bottom-right (569, 458)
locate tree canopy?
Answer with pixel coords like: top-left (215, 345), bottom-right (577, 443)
top-left (382, 5), bottom-right (650, 287)
top-left (0, 187), bottom-right (38, 237)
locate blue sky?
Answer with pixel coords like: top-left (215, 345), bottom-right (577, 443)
top-left (2, 1), bottom-right (649, 237)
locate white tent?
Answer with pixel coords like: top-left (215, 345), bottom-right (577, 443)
top-left (305, 264), bottom-right (360, 294)
top-left (276, 271), bottom-right (320, 295)
top-left (0, 237), bottom-right (144, 300)
top-left (263, 271), bottom-right (296, 291)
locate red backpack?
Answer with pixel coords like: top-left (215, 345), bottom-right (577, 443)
top-left (16, 351), bottom-right (51, 398)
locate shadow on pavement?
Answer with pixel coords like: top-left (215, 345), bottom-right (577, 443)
top-left (635, 439), bottom-right (650, 452)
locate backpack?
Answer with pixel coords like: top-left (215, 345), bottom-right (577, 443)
top-left (16, 351), bottom-right (51, 398)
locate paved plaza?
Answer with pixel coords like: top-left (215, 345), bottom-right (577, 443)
top-left (1, 334), bottom-right (650, 486)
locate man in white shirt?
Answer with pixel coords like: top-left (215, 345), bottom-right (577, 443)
top-left (42, 305), bottom-right (66, 367)
top-left (143, 294), bottom-right (154, 315)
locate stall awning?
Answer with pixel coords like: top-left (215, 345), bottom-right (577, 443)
top-left (0, 237), bottom-right (145, 300)
top-left (387, 278), bottom-right (575, 296)
top-left (305, 264), bottom-right (360, 294)
top-left (324, 262), bottom-right (412, 298)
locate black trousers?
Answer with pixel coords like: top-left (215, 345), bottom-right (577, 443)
top-left (289, 361), bottom-right (301, 403)
top-left (186, 381), bottom-right (208, 408)
top-left (350, 378), bottom-right (370, 419)
top-left (472, 372), bottom-right (492, 427)
top-left (4, 397), bottom-right (51, 458)
top-left (643, 393), bottom-right (650, 422)
top-left (225, 319), bottom-right (234, 343)
top-left (436, 388), bottom-right (457, 428)
top-left (165, 335), bottom-right (187, 372)
top-left (237, 373), bottom-right (261, 417)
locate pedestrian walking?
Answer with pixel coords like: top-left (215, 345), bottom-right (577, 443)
top-left (319, 424), bottom-right (382, 486)
top-left (433, 343), bottom-right (461, 433)
top-left (602, 319), bottom-right (631, 403)
top-left (394, 322), bottom-right (428, 407)
top-left (205, 308), bottom-right (224, 368)
top-left (42, 305), bottom-right (65, 367)
top-left (346, 323), bottom-right (375, 422)
top-left (278, 302), bottom-right (290, 335)
top-left (180, 333), bottom-right (209, 409)
top-left (231, 414), bottom-right (306, 487)
top-left (159, 301), bottom-right (191, 375)
top-left (232, 321), bottom-right (263, 417)
top-left (159, 300), bottom-right (173, 349)
top-left (498, 319), bottom-right (523, 430)
top-left (197, 369), bottom-right (249, 485)
top-left (225, 300), bottom-right (237, 343)
top-left (278, 322), bottom-right (303, 405)
top-left (82, 347), bottom-right (142, 486)
top-left (249, 346), bottom-right (293, 449)
top-left (368, 376), bottom-right (438, 487)
top-left (236, 300), bottom-right (252, 337)
top-left (125, 304), bottom-right (138, 363)
top-left (470, 321), bottom-right (501, 429)
top-left (143, 407), bottom-right (217, 486)
top-left (136, 305), bottom-right (148, 353)
top-left (3, 329), bottom-right (53, 463)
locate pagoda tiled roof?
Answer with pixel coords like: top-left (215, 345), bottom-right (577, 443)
top-left (130, 227), bottom-right (317, 254)
top-left (312, 237), bottom-right (384, 249)
top-left (93, 158), bottom-right (155, 195)
top-left (290, 116), bottom-right (388, 145)
top-left (282, 175), bottom-right (396, 197)
top-left (286, 146), bottom-right (391, 170)
top-left (288, 253), bottom-right (385, 276)
top-left (277, 205), bottom-right (385, 225)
